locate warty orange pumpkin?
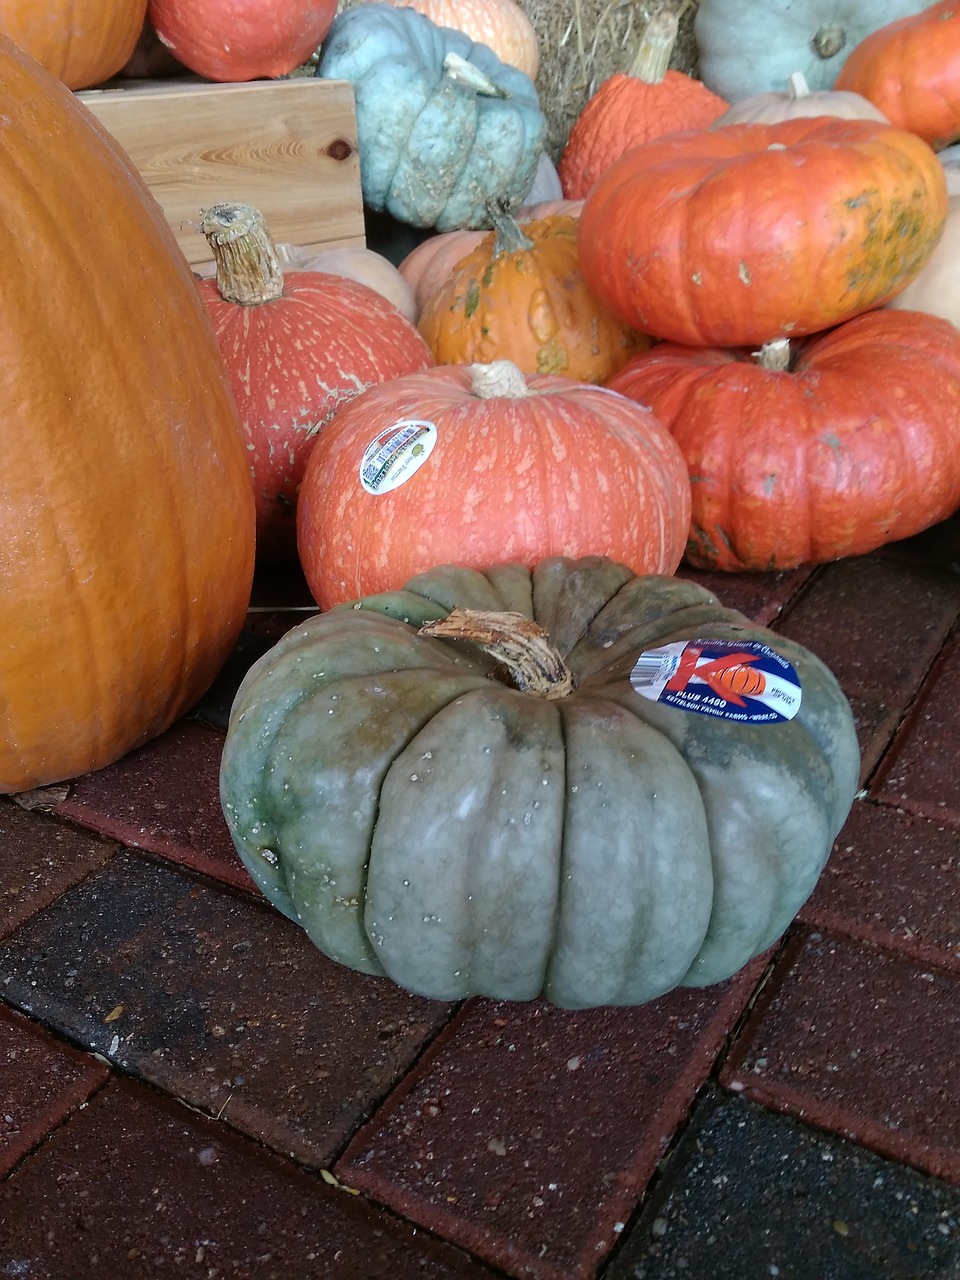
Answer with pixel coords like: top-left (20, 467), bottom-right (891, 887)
top-left (558, 4), bottom-right (728, 199)
top-left (0, 34), bottom-right (255, 793)
top-left (296, 360), bottom-right (691, 610)
top-left (578, 116), bottom-right (948, 347)
top-left (417, 208), bottom-right (647, 382)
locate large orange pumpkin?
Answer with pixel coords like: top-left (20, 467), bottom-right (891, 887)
top-left (0, 0), bottom-right (147, 88)
top-left (835, 0), bottom-right (960, 150)
top-left (417, 210), bottom-right (647, 382)
top-left (296, 359), bottom-right (691, 610)
top-left (578, 116), bottom-right (948, 347)
top-left (0, 35), bottom-right (255, 793)
top-left (605, 309), bottom-right (960, 571)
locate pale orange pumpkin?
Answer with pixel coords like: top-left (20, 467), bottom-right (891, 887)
top-left (417, 209), bottom-right (640, 381)
top-left (366, 0), bottom-right (538, 77)
top-left (0, 33), bottom-right (255, 792)
top-left (0, 0), bottom-right (147, 88)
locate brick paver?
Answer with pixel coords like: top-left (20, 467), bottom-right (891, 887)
top-left (0, 851), bottom-right (454, 1169)
top-left (0, 1004), bottom-right (108, 1176)
top-left (3, 543), bottom-right (960, 1276)
top-left (337, 963), bottom-right (765, 1280)
top-left (721, 929), bottom-right (960, 1183)
top-left (1, 1077), bottom-right (496, 1279)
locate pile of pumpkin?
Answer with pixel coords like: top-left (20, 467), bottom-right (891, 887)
top-left (2, 0), bottom-right (958, 1007)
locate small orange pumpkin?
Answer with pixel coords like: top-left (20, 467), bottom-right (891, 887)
top-left (417, 208), bottom-right (647, 382)
top-left (558, 5), bottom-right (727, 199)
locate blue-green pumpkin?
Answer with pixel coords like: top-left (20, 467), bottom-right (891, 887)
top-left (316, 3), bottom-right (545, 230)
top-left (219, 557), bottom-right (860, 1009)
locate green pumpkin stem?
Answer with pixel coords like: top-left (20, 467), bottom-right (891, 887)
top-left (486, 201), bottom-right (534, 255)
top-left (200, 202), bottom-right (284, 306)
top-left (419, 608), bottom-right (577, 699)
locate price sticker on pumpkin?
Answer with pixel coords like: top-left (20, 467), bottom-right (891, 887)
top-left (630, 638), bottom-right (802, 724)
top-left (359, 420), bottom-right (437, 495)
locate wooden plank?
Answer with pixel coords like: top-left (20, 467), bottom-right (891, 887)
top-left (77, 78), bottom-right (365, 264)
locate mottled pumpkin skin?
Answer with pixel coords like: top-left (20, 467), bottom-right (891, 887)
top-left (0, 0), bottom-right (146, 88)
top-left (220, 556), bottom-right (860, 1009)
top-left (0, 36), bottom-right (255, 792)
top-left (417, 214), bottom-right (647, 380)
top-left (606, 310), bottom-right (960, 571)
top-left (578, 117), bottom-right (948, 347)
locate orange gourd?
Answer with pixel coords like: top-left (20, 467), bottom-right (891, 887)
top-left (0, 0), bottom-right (147, 88)
top-left (835, 0), bottom-right (960, 150)
top-left (558, 5), bottom-right (728, 199)
top-left (0, 34), bottom-right (255, 793)
top-left (296, 360), bottom-right (691, 610)
top-left (398, 200), bottom-right (584, 318)
top-left (417, 209), bottom-right (646, 382)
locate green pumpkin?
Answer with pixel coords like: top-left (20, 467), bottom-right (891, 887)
top-left (219, 557), bottom-right (859, 1009)
top-left (695, 0), bottom-right (931, 101)
top-left (316, 3), bottom-right (545, 231)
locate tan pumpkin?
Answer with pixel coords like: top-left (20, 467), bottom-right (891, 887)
top-left (888, 158), bottom-right (960, 323)
top-left (343, 0), bottom-right (539, 77)
top-left (712, 71), bottom-right (889, 127)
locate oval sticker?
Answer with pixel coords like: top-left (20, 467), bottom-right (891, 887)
top-left (359, 420), bottom-right (437, 495)
top-left (630, 638), bottom-right (802, 724)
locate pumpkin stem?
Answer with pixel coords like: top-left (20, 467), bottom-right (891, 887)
top-left (486, 201), bottom-right (535, 255)
top-left (811, 23), bottom-right (846, 60)
top-left (754, 338), bottom-right (792, 372)
top-left (786, 71), bottom-right (812, 100)
top-left (443, 51), bottom-right (511, 98)
top-left (200, 203), bottom-right (284, 306)
top-left (419, 607), bottom-right (576, 699)
top-left (626, 6), bottom-right (680, 84)
top-left (468, 360), bottom-right (530, 398)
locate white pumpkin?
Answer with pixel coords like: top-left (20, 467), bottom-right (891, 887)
top-left (887, 158), bottom-right (960, 325)
top-left (711, 71), bottom-right (889, 126)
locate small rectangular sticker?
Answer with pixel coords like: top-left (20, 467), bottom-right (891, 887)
top-left (631, 638), bottom-right (802, 724)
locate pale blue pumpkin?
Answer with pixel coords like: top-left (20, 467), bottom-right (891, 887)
top-left (316, 3), bottom-right (545, 231)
